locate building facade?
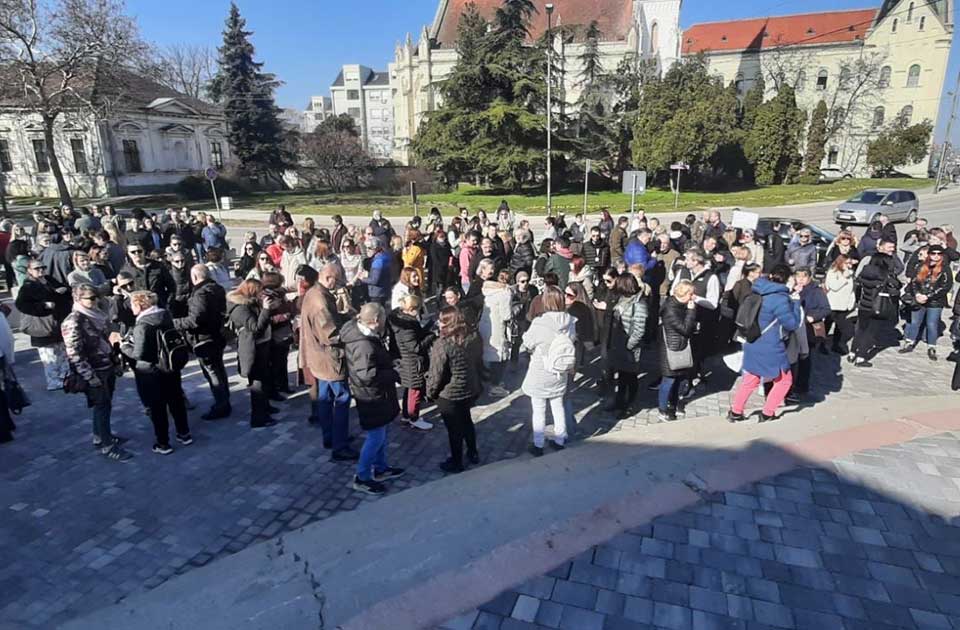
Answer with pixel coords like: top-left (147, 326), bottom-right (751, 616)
top-left (329, 65), bottom-right (396, 161)
top-left (0, 71), bottom-right (232, 198)
top-left (390, 0), bottom-right (683, 164)
top-left (681, 0), bottom-right (952, 177)
top-left (303, 96), bottom-right (334, 133)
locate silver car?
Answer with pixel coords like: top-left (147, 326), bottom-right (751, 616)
top-left (833, 189), bottom-right (919, 225)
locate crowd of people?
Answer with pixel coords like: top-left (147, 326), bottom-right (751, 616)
top-left (2, 202), bottom-right (959, 495)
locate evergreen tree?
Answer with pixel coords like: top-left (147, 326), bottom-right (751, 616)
top-left (743, 85), bottom-right (807, 185)
top-left (800, 100), bottom-right (829, 184)
top-left (573, 21), bottom-right (611, 164)
top-left (209, 3), bottom-right (287, 180)
top-left (867, 114), bottom-right (933, 176)
top-left (740, 76), bottom-right (765, 131)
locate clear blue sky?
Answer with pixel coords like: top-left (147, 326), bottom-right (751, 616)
top-left (128, 0), bottom-right (958, 142)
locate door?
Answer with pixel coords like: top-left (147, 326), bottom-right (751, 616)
top-left (881, 192), bottom-right (902, 221)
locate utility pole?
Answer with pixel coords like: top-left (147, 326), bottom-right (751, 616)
top-left (583, 159), bottom-right (590, 215)
top-left (545, 3), bottom-right (554, 217)
top-left (935, 69), bottom-right (960, 194)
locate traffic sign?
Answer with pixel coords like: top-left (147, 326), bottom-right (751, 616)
top-left (670, 162), bottom-right (690, 171)
top-left (205, 168), bottom-right (219, 181)
top-left (621, 171), bottom-right (646, 195)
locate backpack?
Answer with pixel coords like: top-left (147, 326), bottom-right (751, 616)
top-left (543, 333), bottom-right (577, 375)
top-left (734, 292), bottom-right (764, 343)
top-left (156, 327), bottom-right (190, 373)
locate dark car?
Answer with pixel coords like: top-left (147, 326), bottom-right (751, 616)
top-left (755, 218), bottom-right (836, 275)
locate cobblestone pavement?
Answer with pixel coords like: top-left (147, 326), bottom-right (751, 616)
top-left (440, 431), bottom-right (960, 630)
top-left (0, 328), bottom-right (957, 628)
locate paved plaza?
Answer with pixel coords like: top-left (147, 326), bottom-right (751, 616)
top-left (0, 329), bottom-right (958, 627)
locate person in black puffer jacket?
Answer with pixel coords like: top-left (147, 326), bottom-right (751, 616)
top-left (509, 228), bottom-right (536, 277)
top-left (427, 305), bottom-right (484, 473)
top-left (899, 244), bottom-right (953, 360)
top-left (658, 281), bottom-right (698, 421)
top-left (851, 239), bottom-right (902, 366)
top-left (166, 252), bottom-right (192, 318)
top-left (581, 227), bottom-right (610, 277)
top-left (16, 259), bottom-right (72, 390)
top-left (227, 279), bottom-right (277, 428)
top-left (341, 303), bottom-right (404, 495)
top-left (387, 294), bottom-right (436, 430)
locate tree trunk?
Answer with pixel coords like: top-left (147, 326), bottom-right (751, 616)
top-left (43, 116), bottom-right (72, 206)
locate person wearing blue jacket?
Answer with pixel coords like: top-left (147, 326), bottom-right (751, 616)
top-left (793, 268), bottom-right (831, 396)
top-left (363, 238), bottom-right (393, 306)
top-left (623, 229), bottom-right (657, 278)
top-left (728, 264), bottom-right (801, 423)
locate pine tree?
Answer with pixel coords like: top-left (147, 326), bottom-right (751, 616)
top-left (573, 21), bottom-right (610, 164)
top-left (209, 3), bottom-right (287, 180)
top-left (800, 100), bottom-right (829, 183)
top-left (743, 85), bottom-right (807, 185)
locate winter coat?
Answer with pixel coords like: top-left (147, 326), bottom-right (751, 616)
top-left (426, 334), bottom-right (483, 402)
top-left (120, 260), bottom-right (177, 308)
top-left (786, 242), bottom-right (818, 272)
top-left (281, 249), bottom-right (308, 290)
top-left (168, 263), bottom-right (192, 318)
top-left (120, 308), bottom-right (178, 405)
top-left (904, 267), bottom-right (953, 309)
top-left (459, 244), bottom-right (478, 284)
top-left (226, 291), bottom-right (272, 378)
top-left (509, 241), bottom-right (536, 276)
top-left (607, 294), bottom-right (648, 372)
top-left (61, 306), bottom-right (114, 383)
top-left (658, 296), bottom-right (697, 378)
top-left (172, 280), bottom-right (226, 350)
top-left (824, 268), bottom-right (856, 311)
top-left (479, 281), bottom-right (513, 362)
top-left (16, 278), bottom-right (70, 346)
top-left (623, 239), bottom-right (656, 273)
top-left (401, 243), bottom-right (426, 274)
top-left (428, 240), bottom-right (453, 288)
top-left (340, 319), bottom-right (399, 430)
top-left (856, 253), bottom-right (901, 318)
top-left (201, 223), bottom-right (228, 250)
top-left (521, 311), bottom-right (576, 399)
top-left (545, 251), bottom-right (574, 288)
top-left (742, 278), bottom-right (801, 379)
top-left (363, 251), bottom-right (393, 302)
top-left (39, 242), bottom-right (74, 288)
top-left (298, 284), bottom-right (348, 382)
top-left (798, 283), bottom-right (831, 322)
top-left (387, 309), bottom-right (435, 389)
top-left (761, 234), bottom-right (786, 274)
top-left (609, 227), bottom-right (628, 263)
top-left (581, 238), bottom-right (610, 271)
top-left (567, 300), bottom-right (595, 345)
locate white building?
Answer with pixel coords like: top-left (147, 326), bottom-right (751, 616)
top-left (303, 96), bottom-right (334, 133)
top-left (329, 65), bottom-right (396, 161)
top-left (391, 0), bottom-right (683, 164)
top-left (0, 68), bottom-right (232, 198)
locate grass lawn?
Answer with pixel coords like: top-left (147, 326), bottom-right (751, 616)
top-left (9, 177), bottom-right (932, 217)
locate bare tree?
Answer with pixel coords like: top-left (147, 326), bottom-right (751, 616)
top-left (0, 0), bottom-right (147, 204)
top-left (298, 129), bottom-right (373, 193)
top-left (150, 43), bottom-right (215, 99)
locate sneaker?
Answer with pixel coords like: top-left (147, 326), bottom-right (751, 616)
top-left (759, 411), bottom-right (778, 423)
top-left (439, 458), bottom-right (465, 474)
top-left (175, 433), bottom-right (193, 446)
top-left (528, 444), bottom-right (544, 457)
top-left (331, 448), bottom-right (360, 462)
top-left (92, 435), bottom-right (127, 450)
top-left (657, 410), bottom-right (677, 423)
top-left (898, 343), bottom-right (916, 354)
top-left (488, 385), bottom-right (511, 398)
top-left (404, 418), bottom-right (433, 431)
top-left (928, 348), bottom-right (938, 361)
top-left (854, 359), bottom-right (873, 368)
top-left (467, 451), bottom-right (480, 465)
top-left (352, 476), bottom-right (386, 495)
top-left (548, 440), bottom-right (565, 451)
top-left (152, 443), bottom-right (174, 455)
top-left (374, 467), bottom-right (406, 481)
top-left (727, 410), bottom-right (746, 424)
top-left (674, 405), bottom-right (686, 419)
top-left (784, 394), bottom-right (802, 406)
top-left (102, 445), bottom-right (132, 462)
top-left (251, 418), bottom-right (278, 429)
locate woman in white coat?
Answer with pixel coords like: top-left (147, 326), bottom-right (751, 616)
top-left (521, 286), bottom-right (577, 456)
top-left (824, 254), bottom-right (857, 355)
top-left (479, 267), bottom-right (513, 398)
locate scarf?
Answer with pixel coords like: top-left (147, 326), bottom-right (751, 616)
top-left (73, 301), bottom-right (109, 325)
top-left (136, 305), bottom-right (163, 322)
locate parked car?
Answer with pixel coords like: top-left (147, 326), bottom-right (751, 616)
top-left (755, 218), bottom-right (836, 275)
top-left (819, 167), bottom-right (853, 182)
top-left (833, 189), bottom-right (919, 225)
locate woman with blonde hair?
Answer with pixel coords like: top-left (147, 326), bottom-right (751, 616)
top-left (388, 293), bottom-right (435, 430)
top-left (391, 266), bottom-right (423, 310)
top-left (401, 228), bottom-right (426, 276)
top-left (657, 280), bottom-right (698, 421)
top-left (479, 266), bottom-right (513, 397)
top-left (605, 273), bottom-right (648, 418)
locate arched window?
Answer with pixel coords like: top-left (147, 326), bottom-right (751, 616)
top-left (907, 64), bottom-right (921, 88)
top-left (919, 16), bottom-right (926, 30)
top-left (735, 72), bottom-right (744, 95)
top-left (816, 69), bottom-right (828, 90)
top-left (901, 105), bottom-right (914, 124)
top-left (649, 22), bottom-right (659, 53)
top-left (892, 18), bottom-right (898, 32)
top-left (907, 2), bottom-right (914, 22)
top-left (879, 66), bottom-right (892, 88)
top-left (796, 70), bottom-right (806, 91)
top-left (873, 106), bottom-right (885, 128)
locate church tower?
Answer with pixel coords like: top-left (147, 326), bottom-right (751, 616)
top-left (635, 0), bottom-right (683, 73)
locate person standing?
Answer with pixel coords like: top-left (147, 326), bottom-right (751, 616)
top-left (604, 274), bottom-right (648, 418)
top-left (362, 237), bottom-right (393, 307)
top-left (16, 258), bottom-right (71, 390)
top-left (121, 291), bottom-right (192, 454)
top-left (658, 281), bottom-right (698, 422)
top-left (388, 294), bottom-right (435, 431)
top-left (201, 215), bottom-right (228, 252)
top-left (792, 268), bottom-right (832, 395)
top-left (728, 265), bottom-right (801, 423)
top-left (61, 284), bottom-right (131, 460)
top-left (479, 268), bottom-right (514, 397)
top-left (174, 265), bottom-right (231, 420)
top-left (900, 244), bottom-right (953, 360)
top-left (341, 303), bottom-right (405, 495)
top-left (458, 231), bottom-right (480, 294)
top-left (850, 239), bottom-right (902, 367)
top-left (521, 287), bottom-right (577, 456)
top-left (672, 248), bottom-right (720, 382)
top-left (824, 255), bottom-right (857, 355)
top-left (227, 279), bottom-right (278, 428)
top-left (428, 306), bottom-right (483, 473)
top-left (300, 263), bottom-right (357, 460)
top-left (121, 243), bottom-right (177, 308)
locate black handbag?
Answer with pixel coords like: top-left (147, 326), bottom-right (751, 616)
top-left (4, 367), bottom-right (30, 415)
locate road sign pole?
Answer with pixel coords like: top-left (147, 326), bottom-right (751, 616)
top-left (210, 179), bottom-right (221, 221)
top-left (674, 170), bottom-right (681, 210)
top-left (630, 173), bottom-right (638, 216)
top-left (583, 159), bottom-right (590, 215)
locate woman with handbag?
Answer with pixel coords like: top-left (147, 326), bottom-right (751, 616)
top-left (604, 274), bottom-right (649, 419)
top-left (899, 244), bottom-right (953, 361)
top-left (658, 281), bottom-right (698, 422)
top-left (227, 279), bottom-right (279, 428)
top-left (15, 258), bottom-right (72, 390)
top-left (850, 239), bottom-right (902, 367)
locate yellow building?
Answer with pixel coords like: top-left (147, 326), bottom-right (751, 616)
top-left (682, 0), bottom-right (954, 177)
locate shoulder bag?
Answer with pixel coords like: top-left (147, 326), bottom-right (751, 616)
top-left (662, 328), bottom-right (694, 371)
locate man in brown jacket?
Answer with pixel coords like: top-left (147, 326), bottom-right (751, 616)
top-left (300, 263), bottom-right (357, 460)
top-left (609, 216), bottom-right (629, 268)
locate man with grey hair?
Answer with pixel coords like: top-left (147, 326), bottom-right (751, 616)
top-left (173, 264), bottom-right (231, 419)
top-left (340, 302), bottom-right (404, 495)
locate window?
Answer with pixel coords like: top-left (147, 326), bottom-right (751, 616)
top-left (650, 22), bottom-right (659, 53)
top-left (901, 105), bottom-right (914, 124)
top-left (796, 70), bottom-right (806, 91)
top-left (907, 64), bottom-right (921, 87)
top-left (873, 106), bottom-right (885, 128)
top-left (735, 73), bottom-right (744, 95)
top-left (827, 147), bottom-right (838, 166)
top-left (122, 139), bottom-right (141, 173)
top-left (347, 107), bottom-right (361, 118)
top-left (892, 18), bottom-right (898, 32)
top-left (347, 89), bottom-right (360, 100)
top-left (919, 16), bottom-right (925, 30)
top-left (0, 140), bottom-right (12, 172)
top-left (70, 138), bottom-right (88, 174)
top-left (816, 69), bottom-right (828, 90)
top-left (907, 2), bottom-right (914, 22)
top-left (32, 139), bottom-right (49, 173)
top-left (879, 66), bottom-right (891, 88)
top-left (210, 141), bottom-right (224, 169)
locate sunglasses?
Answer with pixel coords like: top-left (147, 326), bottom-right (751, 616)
top-left (128, 249), bottom-right (143, 254)
top-left (565, 293), bottom-right (576, 299)
top-left (172, 259), bottom-right (185, 264)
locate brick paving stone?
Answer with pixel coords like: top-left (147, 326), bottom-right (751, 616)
top-left (511, 595), bottom-right (540, 622)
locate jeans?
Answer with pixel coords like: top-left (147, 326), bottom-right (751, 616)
top-left (356, 425), bottom-right (388, 481)
top-left (732, 370), bottom-right (793, 416)
top-left (315, 379), bottom-right (351, 451)
top-left (88, 368), bottom-right (117, 443)
top-left (437, 397), bottom-right (477, 467)
top-left (530, 396), bottom-right (567, 447)
top-left (905, 306), bottom-right (943, 346)
top-left (658, 376), bottom-right (682, 412)
top-left (197, 346), bottom-right (231, 411)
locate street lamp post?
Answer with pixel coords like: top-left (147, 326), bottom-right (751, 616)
top-left (545, 3), bottom-right (554, 217)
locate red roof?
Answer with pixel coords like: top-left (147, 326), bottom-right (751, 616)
top-left (682, 8), bottom-right (879, 55)
top-left (432, 0), bottom-right (634, 48)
